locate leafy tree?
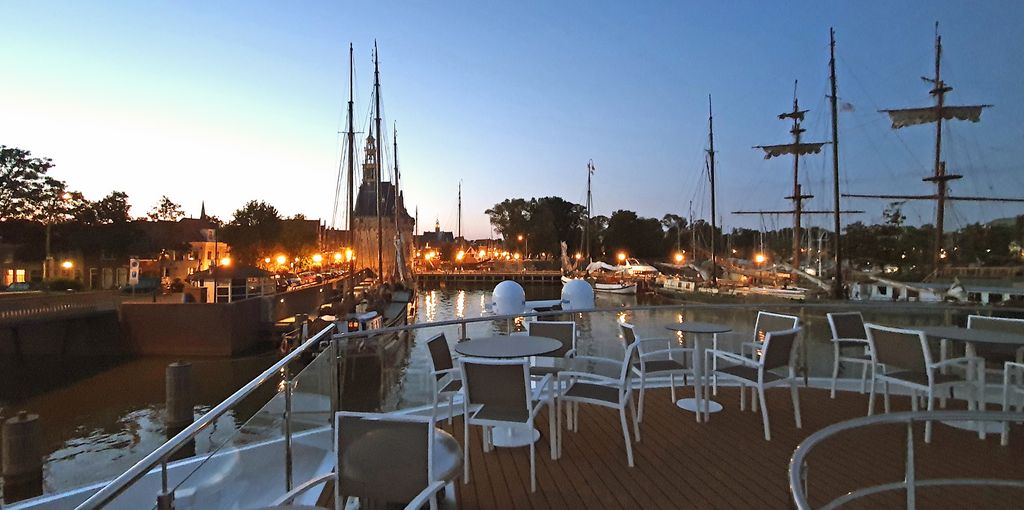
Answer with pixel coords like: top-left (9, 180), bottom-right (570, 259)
top-left (603, 210), bottom-right (665, 259)
top-left (148, 195), bottom-right (184, 221)
top-left (485, 198), bottom-right (532, 244)
top-left (0, 146), bottom-right (63, 221)
top-left (221, 200), bottom-right (282, 263)
top-left (93, 191), bottom-right (131, 224)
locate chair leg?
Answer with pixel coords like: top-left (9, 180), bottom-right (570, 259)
top-left (637, 372), bottom-right (647, 423)
top-left (529, 428), bottom-right (537, 492)
top-left (739, 382), bottom-right (746, 411)
top-left (830, 343), bottom-right (840, 398)
top-left (1002, 369), bottom-right (1011, 447)
top-left (911, 390), bottom-right (919, 412)
top-left (860, 361), bottom-right (869, 394)
top-left (556, 396), bottom-right (563, 459)
top-left (463, 418), bottom-right (471, 484)
top-left (548, 399), bottom-right (557, 460)
top-left (790, 378), bottom-right (802, 429)
top-left (867, 364), bottom-right (877, 416)
top-left (925, 389), bottom-right (934, 444)
top-left (883, 381), bottom-right (891, 414)
top-left (448, 394), bottom-right (455, 426)
top-left (628, 394), bottom-right (641, 443)
top-left (752, 385), bottom-right (760, 413)
top-left (758, 385), bottom-right (771, 441)
top-left (618, 406), bottom-right (635, 467)
top-left (670, 373), bottom-right (677, 405)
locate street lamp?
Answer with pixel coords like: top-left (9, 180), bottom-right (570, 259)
top-left (674, 252), bottom-right (684, 263)
top-left (44, 191), bottom-right (73, 281)
top-left (617, 252), bottom-right (627, 263)
top-left (220, 256), bottom-right (232, 267)
top-left (312, 253), bottom-right (324, 265)
top-left (276, 254), bottom-right (287, 266)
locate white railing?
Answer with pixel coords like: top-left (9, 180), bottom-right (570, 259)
top-left (789, 410), bottom-right (1024, 509)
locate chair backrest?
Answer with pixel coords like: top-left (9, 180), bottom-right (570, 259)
top-left (426, 333), bottom-right (454, 377)
top-left (460, 357), bottom-right (530, 423)
top-left (619, 321), bottom-right (638, 347)
top-left (760, 327), bottom-right (801, 371)
top-left (865, 324), bottom-right (928, 372)
top-left (619, 321), bottom-right (643, 369)
top-left (826, 311), bottom-right (867, 340)
top-left (528, 320), bottom-right (576, 358)
top-left (967, 314), bottom-right (1024, 334)
top-left (336, 412), bottom-right (433, 504)
top-left (754, 311), bottom-right (800, 343)
top-left (967, 315), bottom-right (1024, 357)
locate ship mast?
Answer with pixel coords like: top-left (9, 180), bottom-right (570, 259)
top-left (585, 160), bottom-right (594, 261)
top-left (373, 42), bottom-right (384, 282)
top-left (346, 43), bottom-right (356, 273)
top-left (393, 123), bottom-right (400, 232)
top-left (457, 180), bottom-right (462, 240)
top-left (828, 28), bottom-right (844, 299)
top-left (846, 23), bottom-right (1011, 276)
top-left (707, 95), bottom-right (718, 286)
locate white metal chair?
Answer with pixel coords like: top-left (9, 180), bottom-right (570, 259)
top-left (865, 323), bottom-right (984, 442)
top-left (724, 311), bottom-right (799, 395)
top-left (426, 333), bottom-right (462, 424)
top-left (826, 311), bottom-right (873, 398)
top-left (526, 320), bottom-right (577, 377)
top-left (705, 327), bottom-right (802, 441)
top-left (1002, 361), bottom-right (1024, 446)
top-left (619, 321), bottom-right (697, 422)
top-left (459, 356), bottom-right (555, 492)
top-left (270, 411), bottom-right (462, 510)
top-left (556, 340), bottom-right (642, 466)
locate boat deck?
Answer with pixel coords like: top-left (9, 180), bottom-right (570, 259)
top-left (444, 387), bottom-right (1023, 509)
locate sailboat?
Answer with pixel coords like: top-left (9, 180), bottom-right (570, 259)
top-left (559, 160), bottom-right (639, 294)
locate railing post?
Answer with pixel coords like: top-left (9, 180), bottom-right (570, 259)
top-left (905, 420), bottom-right (916, 510)
top-left (329, 338), bottom-right (339, 424)
top-left (799, 306), bottom-right (809, 386)
top-left (156, 459), bottom-right (174, 510)
top-left (284, 364), bottom-right (294, 492)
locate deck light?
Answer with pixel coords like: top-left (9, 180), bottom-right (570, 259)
top-left (754, 253), bottom-right (767, 264)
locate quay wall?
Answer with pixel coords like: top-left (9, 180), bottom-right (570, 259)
top-left (416, 270), bottom-right (561, 285)
top-left (121, 298), bottom-right (263, 357)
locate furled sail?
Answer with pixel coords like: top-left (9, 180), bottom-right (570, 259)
top-left (880, 105), bottom-right (990, 129)
top-left (754, 143), bottom-right (827, 160)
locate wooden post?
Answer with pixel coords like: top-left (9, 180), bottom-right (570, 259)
top-left (2, 411), bottom-right (43, 503)
top-left (166, 362), bottom-right (195, 461)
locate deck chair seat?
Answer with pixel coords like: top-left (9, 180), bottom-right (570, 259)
top-left (884, 370), bottom-right (966, 386)
top-left (619, 321), bottom-right (697, 422)
top-left (716, 364), bottom-right (783, 383)
top-left (438, 379), bottom-right (462, 394)
top-left (836, 340), bottom-right (870, 349)
top-left (564, 382), bottom-right (620, 403)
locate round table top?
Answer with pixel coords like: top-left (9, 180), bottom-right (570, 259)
top-left (665, 322), bottom-right (733, 334)
top-left (454, 335), bottom-right (562, 358)
top-left (920, 326), bottom-right (1024, 346)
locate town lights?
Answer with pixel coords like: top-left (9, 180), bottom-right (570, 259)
top-left (312, 253), bottom-right (324, 264)
top-left (617, 252), bottom-right (627, 263)
top-left (479, 249), bottom-right (486, 258)
top-left (275, 255), bottom-right (287, 265)
top-left (264, 257), bottom-right (271, 264)
top-left (754, 253), bottom-right (767, 264)
top-left (674, 252), bottom-right (684, 263)
top-left (345, 248), bottom-right (354, 261)
top-left (517, 234), bottom-right (524, 241)
top-left (575, 253), bottom-right (582, 260)
top-left (513, 253), bottom-right (521, 260)
top-left (220, 256), bottom-right (232, 267)
top-left (456, 250), bottom-right (465, 261)
top-left (61, 260), bottom-right (74, 269)
top-left (424, 251), bottom-right (435, 261)
top-left (333, 252), bottom-right (342, 262)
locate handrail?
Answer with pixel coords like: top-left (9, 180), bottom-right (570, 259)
top-left (77, 299), bottom-right (1018, 509)
top-left (75, 323), bottom-right (339, 509)
top-left (788, 410), bottom-right (1024, 509)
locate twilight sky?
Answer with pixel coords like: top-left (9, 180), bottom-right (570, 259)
top-left (2, 1), bottom-right (1023, 239)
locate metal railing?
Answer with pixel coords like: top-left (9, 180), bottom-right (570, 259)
top-left (789, 410), bottom-right (1024, 509)
top-left (73, 299), bottom-right (1023, 509)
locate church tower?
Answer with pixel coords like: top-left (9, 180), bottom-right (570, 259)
top-left (362, 133), bottom-right (378, 185)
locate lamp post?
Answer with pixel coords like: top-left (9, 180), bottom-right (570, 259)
top-left (516, 234), bottom-right (528, 260)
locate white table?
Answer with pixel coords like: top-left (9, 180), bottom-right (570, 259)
top-left (455, 335), bottom-right (561, 447)
top-left (665, 322), bottom-right (732, 420)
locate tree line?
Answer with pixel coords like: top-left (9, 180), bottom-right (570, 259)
top-left (486, 195), bottom-right (1024, 278)
top-left (1, 146), bottom-right (318, 265)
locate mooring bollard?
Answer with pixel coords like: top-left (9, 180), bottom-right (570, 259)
top-left (2, 411), bottom-right (43, 503)
top-left (165, 361), bottom-right (196, 461)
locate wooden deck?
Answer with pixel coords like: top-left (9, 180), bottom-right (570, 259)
top-left (443, 387), bottom-right (1024, 509)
